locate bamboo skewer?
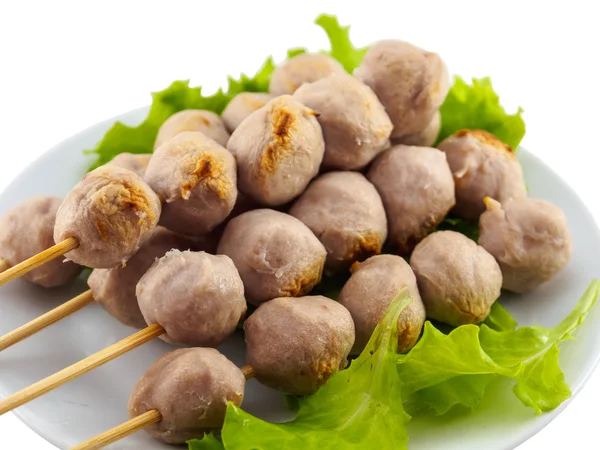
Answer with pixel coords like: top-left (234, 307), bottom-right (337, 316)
top-left (0, 237), bottom-right (79, 287)
top-left (0, 290), bottom-right (94, 352)
top-left (0, 323), bottom-right (165, 416)
top-left (72, 365), bottom-right (256, 450)
top-left (0, 259), bottom-right (10, 273)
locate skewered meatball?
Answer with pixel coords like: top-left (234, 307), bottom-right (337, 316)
top-left (88, 227), bottom-right (196, 329)
top-left (289, 172), bottom-right (387, 272)
top-left (393, 111), bottom-right (441, 147)
top-left (105, 153), bottom-right (152, 177)
top-left (354, 40), bottom-right (449, 139)
top-left (54, 166), bottom-right (161, 268)
top-left (137, 250), bottom-right (246, 346)
top-left (222, 92), bottom-right (274, 133)
top-left (217, 209), bottom-right (326, 305)
top-left (367, 145), bottom-right (455, 254)
top-left (338, 255), bottom-right (425, 354)
top-left (154, 110), bottom-right (230, 149)
top-left (410, 230), bottom-right (502, 326)
top-left (244, 295), bottom-right (354, 395)
top-left (227, 95), bottom-right (324, 206)
top-left (0, 196), bottom-right (82, 287)
top-left (269, 53), bottom-right (347, 95)
top-left (293, 74), bottom-right (393, 170)
top-left (437, 129), bottom-right (527, 220)
top-left (128, 348), bottom-right (245, 444)
top-left (478, 197), bottom-right (572, 293)
top-left (145, 131), bottom-right (237, 236)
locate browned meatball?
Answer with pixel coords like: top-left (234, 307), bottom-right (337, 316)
top-left (410, 231), bottom-right (502, 326)
top-left (128, 348), bottom-right (245, 444)
top-left (393, 111), bottom-right (441, 147)
top-left (137, 250), bottom-right (246, 346)
top-left (227, 95), bottom-right (324, 206)
top-left (437, 129), bottom-right (527, 220)
top-left (154, 110), bottom-right (230, 149)
top-left (478, 197), bottom-right (572, 293)
top-left (145, 131), bottom-right (237, 236)
top-left (269, 53), bottom-right (347, 95)
top-left (354, 40), bottom-right (449, 139)
top-left (87, 227), bottom-right (195, 329)
top-left (222, 92), bottom-right (274, 133)
top-left (0, 196), bottom-right (81, 287)
top-left (289, 172), bottom-right (387, 272)
top-left (367, 145), bottom-right (455, 254)
top-left (338, 255), bottom-right (425, 354)
top-left (244, 295), bottom-right (354, 395)
top-left (54, 166), bottom-right (161, 268)
top-left (293, 74), bottom-right (393, 170)
top-left (217, 209), bottom-right (326, 305)
top-left (105, 153), bottom-right (152, 177)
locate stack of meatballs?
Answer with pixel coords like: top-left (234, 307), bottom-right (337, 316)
top-left (0, 39), bottom-right (573, 445)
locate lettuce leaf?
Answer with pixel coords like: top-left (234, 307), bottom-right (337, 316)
top-left (483, 301), bottom-right (518, 332)
top-left (315, 14), bottom-right (368, 73)
top-left (220, 291), bottom-right (412, 450)
top-left (436, 76), bottom-right (526, 149)
top-left (188, 433), bottom-right (225, 449)
top-left (436, 217), bottom-right (479, 241)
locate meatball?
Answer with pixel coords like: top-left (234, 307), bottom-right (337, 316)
top-left (145, 131), bottom-right (237, 236)
top-left (88, 227), bottom-right (195, 329)
top-left (137, 250), bottom-right (246, 346)
top-left (0, 196), bottom-right (82, 287)
top-left (128, 348), bottom-right (245, 444)
top-left (227, 95), bottom-right (324, 206)
top-left (354, 40), bottom-right (449, 139)
top-left (289, 172), bottom-right (387, 272)
top-left (222, 92), bottom-right (274, 133)
top-left (478, 197), bottom-right (572, 293)
top-left (54, 166), bottom-right (161, 268)
top-left (393, 111), bottom-right (441, 147)
top-left (293, 74), bottom-right (393, 170)
top-left (217, 209), bottom-right (326, 305)
top-left (105, 153), bottom-right (152, 177)
top-left (269, 53), bottom-right (347, 95)
top-left (437, 129), bottom-right (527, 220)
top-left (244, 295), bottom-right (354, 395)
top-left (367, 145), bottom-right (455, 254)
top-left (338, 255), bottom-right (425, 354)
top-left (154, 110), bottom-right (230, 149)
top-left (410, 231), bottom-right (502, 326)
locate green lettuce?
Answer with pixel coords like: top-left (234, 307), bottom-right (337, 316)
top-left (316, 14), bottom-right (368, 73)
top-left (436, 217), bottom-right (479, 241)
top-left (187, 433), bottom-right (225, 450)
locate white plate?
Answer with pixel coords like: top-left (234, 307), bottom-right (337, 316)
top-left (0, 107), bottom-right (599, 450)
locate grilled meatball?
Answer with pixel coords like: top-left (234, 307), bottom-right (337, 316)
top-left (105, 153), bottom-right (152, 177)
top-left (145, 131), bottom-right (237, 236)
top-left (88, 227), bottom-right (196, 329)
top-left (478, 197), bottom-right (572, 293)
top-left (338, 255), bottom-right (425, 354)
top-left (154, 110), bottom-right (230, 149)
top-left (222, 92), bottom-right (274, 133)
top-left (0, 196), bottom-right (81, 287)
top-left (137, 250), bottom-right (246, 346)
top-left (128, 348), bottom-right (245, 444)
top-left (393, 111), bottom-right (441, 147)
top-left (410, 230), bottom-right (502, 326)
top-left (293, 74), bottom-right (393, 170)
top-left (244, 295), bottom-right (354, 395)
top-left (354, 40), bottom-right (449, 139)
top-left (269, 53), bottom-right (347, 95)
top-left (217, 209), bottom-right (326, 305)
top-left (367, 145), bottom-right (455, 254)
top-left (289, 172), bottom-right (387, 272)
top-left (227, 95), bottom-right (324, 206)
top-left (437, 129), bottom-right (527, 220)
top-left (54, 166), bottom-right (161, 268)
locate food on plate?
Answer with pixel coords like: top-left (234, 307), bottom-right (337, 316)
top-left (227, 95), bottom-right (324, 206)
top-left (393, 110), bottom-right (441, 147)
top-left (104, 153), bottom-right (152, 177)
top-left (289, 171), bottom-right (387, 272)
top-left (478, 197), bottom-right (573, 293)
top-left (292, 73), bottom-right (393, 170)
top-left (222, 92), bottom-right (275, 132)
top-left (269, 53), bottom-right (346, 95)
top-left (154, 109), bottom-right (230, 149)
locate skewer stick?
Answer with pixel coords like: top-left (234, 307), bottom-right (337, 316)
top-left (0, 237), bottom-right (79, 287)
top-left (71, 365), bottom-right (256, 450)
top-left (0, 290), bottom-right (94, 352)
top-left (0, 259), bottom-right (9, 273)
top-left (0, 323), bottom-right (164, 416)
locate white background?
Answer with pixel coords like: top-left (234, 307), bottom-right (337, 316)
top-left (0, 0), bottom-right (598, 449)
